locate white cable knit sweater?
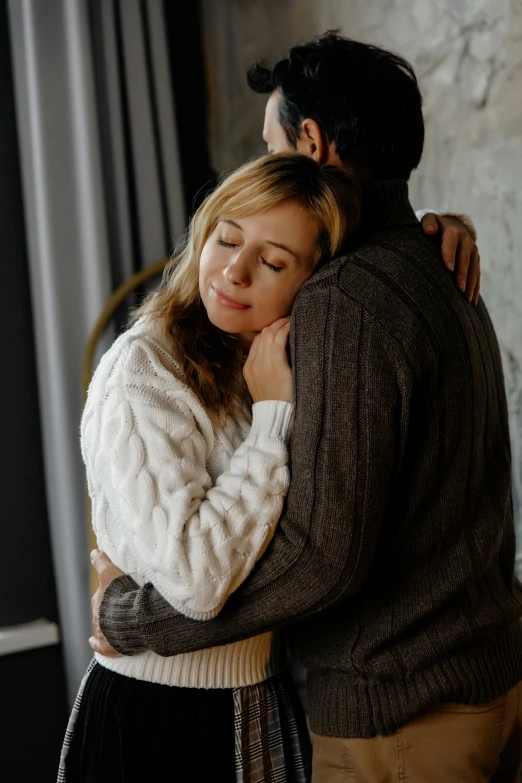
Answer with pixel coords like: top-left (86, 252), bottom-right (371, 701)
top-left (81, 317), bottom-right (294, 688)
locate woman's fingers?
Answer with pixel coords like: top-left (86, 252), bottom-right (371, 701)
top-left (89, 633), bottom-right (121, 658)
top-left (273, 321), bottom-right (291, 353)
top-left (243, 317), bottom-right (293, 402)
top-left (261, 320), bottom-right (290, 365)
top-left (264, 316), bottom-right (291, 332)
top-left (89, 635), bottom-right (102, 653)
top-left (90, 548), bottom-right (111, 577)
top-left (250, 318), bottom-right (290, 364)
top-left (90, 549), bottom-right (124, 586)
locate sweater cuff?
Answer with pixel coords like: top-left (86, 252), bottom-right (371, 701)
top-left (99, 574), bottom-right (146, 656)
top-left (415, 209), bottom-right (477, 242)
top-left (251, 400), bottom-right (294, 440)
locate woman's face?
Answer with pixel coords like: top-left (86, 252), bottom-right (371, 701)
top-left (199, 201), bottom-right (320, 343)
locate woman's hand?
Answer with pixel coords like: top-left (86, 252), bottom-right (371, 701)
top-left (421, 212), bottom-right (480, 305)
top-left (243, 317), bottom-right (293, 403)
top-left (88, 549), bottom-right (123, 658)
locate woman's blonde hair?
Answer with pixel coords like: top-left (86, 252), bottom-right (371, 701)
top-left (134, 153), bottom-right (361, 420)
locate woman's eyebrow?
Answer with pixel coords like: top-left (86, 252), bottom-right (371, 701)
top-left (220, 219), bottom-right (298, 259)
top-left (221, 218), bottom-right (243, 230)
top-left (266, 239), bottom-right (298, 258)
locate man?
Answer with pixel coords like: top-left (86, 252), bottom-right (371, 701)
top-left (91, 34), bottom-right (522, 781)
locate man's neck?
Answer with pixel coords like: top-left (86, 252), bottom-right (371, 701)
top-left (360, 179), bottom-right (419, 234)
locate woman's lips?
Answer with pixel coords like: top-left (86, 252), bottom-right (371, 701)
top-left (211, 286), bottom-right (250, 310)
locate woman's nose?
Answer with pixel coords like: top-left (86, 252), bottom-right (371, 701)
top-left (223, 254), bottom-right (251, 286)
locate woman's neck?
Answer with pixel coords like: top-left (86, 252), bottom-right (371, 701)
top-left (232, 331), bottom-right (258, 353)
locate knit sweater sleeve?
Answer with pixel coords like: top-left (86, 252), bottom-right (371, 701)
top-left (99, 283), bottom-right (412, 656)
top-left (83, 336), bottom-right (293, 621)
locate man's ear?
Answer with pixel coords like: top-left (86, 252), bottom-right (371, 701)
top-left (297, 118), bottom-right (327, 163)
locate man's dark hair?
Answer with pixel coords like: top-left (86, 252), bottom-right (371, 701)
top-left (247, 32), bottom-right (424, 181)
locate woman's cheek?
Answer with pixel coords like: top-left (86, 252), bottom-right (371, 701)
top-left (278, 291), bottom-right (297, 317)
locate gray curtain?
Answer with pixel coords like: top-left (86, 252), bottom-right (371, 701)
top-left (8, 0), bottom-right (186, 703)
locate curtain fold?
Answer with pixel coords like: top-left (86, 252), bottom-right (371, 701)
top-left (8, 0), bottom-right (186, 703)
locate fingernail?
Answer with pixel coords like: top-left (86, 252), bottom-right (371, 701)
top-left (426, 223), bottom-right (436, 232)
top-left (459, 281), bottom-right (466, 292)
top-left (448, 261), bottom-right (454, 271)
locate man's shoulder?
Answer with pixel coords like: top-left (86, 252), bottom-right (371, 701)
top-left (342, 225), bottom-right (440, 284)
top-left (293, 225), bottom-right (447, 364)
top-left (297, 225), bottom-right (438, 308)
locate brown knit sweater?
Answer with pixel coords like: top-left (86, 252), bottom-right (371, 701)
top-left (99, 180), bottom-right (522, 738)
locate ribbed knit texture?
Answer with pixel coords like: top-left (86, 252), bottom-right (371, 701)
top-left (96, 629), bottom-right (279, 689)
top-left (83, 318), bottom-right (293, 687)
top-left (100, 182), bottom-right (522, 735)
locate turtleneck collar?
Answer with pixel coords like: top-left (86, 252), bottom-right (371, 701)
top-left (360, 179), bottom-right (419, 233)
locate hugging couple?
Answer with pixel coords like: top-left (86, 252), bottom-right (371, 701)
top-left (59, 32), bottom-right (522, 783)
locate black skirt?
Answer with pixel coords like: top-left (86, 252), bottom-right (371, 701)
top-left (58, 660), bottom-right (311, 783)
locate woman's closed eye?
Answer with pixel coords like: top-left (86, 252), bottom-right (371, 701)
top-left (262, 258), bottom-right (284, 273)
top-left (217, 238), bottom-right (284, 274)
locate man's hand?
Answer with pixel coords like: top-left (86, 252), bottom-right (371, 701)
top-left (89, 549), bottom-right (124, 658)
top-left (421, 213), bottom-right (480, 305)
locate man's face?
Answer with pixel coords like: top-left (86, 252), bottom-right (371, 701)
top-left (262, 89), bottom-right (344, 168)
top-left (262, 90), bottom-right (294, 155)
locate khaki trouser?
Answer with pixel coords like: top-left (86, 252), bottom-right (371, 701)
top-left (312, 682), bottom-right (522, 783)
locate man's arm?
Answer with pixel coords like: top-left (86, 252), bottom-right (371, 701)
top-left (99, 275), bottom-right (412, 656)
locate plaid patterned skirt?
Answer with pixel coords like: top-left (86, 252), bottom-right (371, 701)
top-left (57, 659), bottom-right (311, 782)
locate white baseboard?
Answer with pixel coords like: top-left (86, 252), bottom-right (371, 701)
top-left (0, 618), bottom-right (60, 657)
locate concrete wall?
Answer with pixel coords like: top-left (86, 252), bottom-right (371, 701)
top-left (201, 0), bottom-right (522, 573)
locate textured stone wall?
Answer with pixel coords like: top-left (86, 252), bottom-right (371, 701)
top-left (201, 0), bottom-right (522, 573)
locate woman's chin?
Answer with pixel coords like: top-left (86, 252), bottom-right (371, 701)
top-left (207, 310), bottom-right (249, 335)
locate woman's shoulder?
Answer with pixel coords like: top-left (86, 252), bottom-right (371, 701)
top-left (121, 317), bottom-right (181, 377)
top-left (82, 318), bottom-right (216, 453)
top-left (87, 317), bottom-right (189, 401)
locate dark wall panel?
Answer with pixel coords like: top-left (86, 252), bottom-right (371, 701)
top-left (0, 1), bottom-right (59, 626)
top-left (0, 646), bottom-right (68, 781)
top-left (163, 0), bottom-right (216, 213)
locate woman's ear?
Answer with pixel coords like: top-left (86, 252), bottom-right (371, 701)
top-left (296, 118), bottom-right (327, 163)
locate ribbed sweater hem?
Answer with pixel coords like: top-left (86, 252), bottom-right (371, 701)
top-left (94, 630), bottom-right (280, 689)
top-left (307, 620), bottom-right (522, 738)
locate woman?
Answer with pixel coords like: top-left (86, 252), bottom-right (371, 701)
top-left (60, 153), bottom-right (478, 783)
